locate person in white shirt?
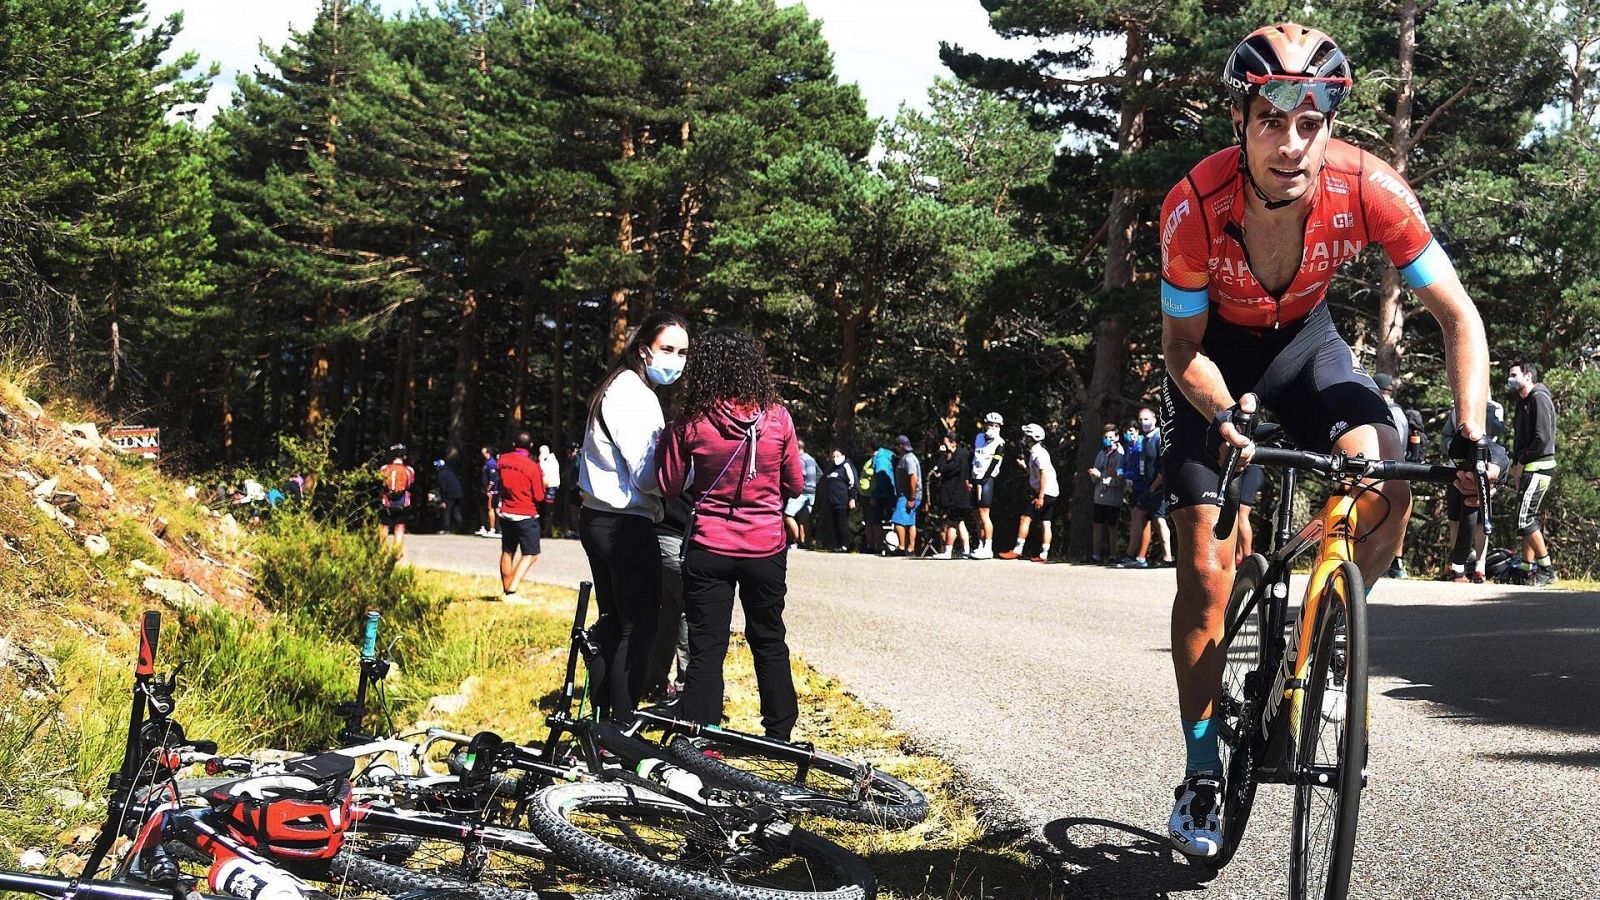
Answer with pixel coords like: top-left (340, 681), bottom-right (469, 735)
top-left (577, 311), bottom-right (690, 720)
top-left (538, 444), bottom-right (561, 529)
top-left (968, 412), bottom-right (1006, 558)
top-left (998, 423), bottom-right (1059, 561)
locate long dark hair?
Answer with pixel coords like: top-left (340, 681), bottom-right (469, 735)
top-left (586, 310), bottom-right (690, 428)
top-left (678, 327), bottom-right (780, 425)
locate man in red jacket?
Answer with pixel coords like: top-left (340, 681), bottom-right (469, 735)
top-left (496, 432), bottom-right (546, 603)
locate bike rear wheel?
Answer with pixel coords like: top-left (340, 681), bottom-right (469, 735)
top-left (525, 782), bottom-right (875, 900)
top-left (660, 731), bottom-right (926, 829)
top-left (1210, 552), bottom-right (1270, 870)
top-left (1289, 561), bottom-right (1367, 900)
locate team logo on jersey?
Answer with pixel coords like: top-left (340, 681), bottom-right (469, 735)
top-left (1332, 212), bottom-right (1354, 229)
top-left (1212, 197), bottom-right (1233, 217)
top-left (1326, 176), bottom-right (1350, 195)
top-left (1163, 199), bottom-right (1191, 246)
top-left (1368, 169), bottom-right (1428, 226)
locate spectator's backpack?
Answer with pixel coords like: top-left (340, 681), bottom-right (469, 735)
top-left (380, 462), bottom-right (411, 509)
top-left (1403, 409), bottom-right (1427, 462)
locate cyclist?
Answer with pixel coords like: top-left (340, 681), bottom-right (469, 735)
top-left (1158, 23), bottom-right (1491, 858)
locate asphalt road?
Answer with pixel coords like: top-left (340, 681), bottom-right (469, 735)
top-left (406, 533), bottom-right (1600, 899)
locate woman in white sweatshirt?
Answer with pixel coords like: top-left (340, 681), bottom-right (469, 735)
top-left (577, 310), bottom-right (690, 719)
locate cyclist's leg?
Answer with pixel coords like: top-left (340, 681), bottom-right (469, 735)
top-left (1163, 377), bottom-right (1236, 751)
top-left (1276, 326), bottom-right (1406, 586)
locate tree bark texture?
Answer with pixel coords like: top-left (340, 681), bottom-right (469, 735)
top-left (1066, 26), bottom-right (1147, 559)
top-left (1375, 0), bottom-right (1419, 380)
top-left (445, 289), bottom-right (483, 464)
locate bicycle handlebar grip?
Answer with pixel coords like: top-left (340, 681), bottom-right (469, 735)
top-left (137, 611), bottom-right (161, 676)
top-left (361, 610), bottom-right (380, 660)
top-left (1212, 408), bottom-right (1256, 542)
top-left (1475, 445), bottom-right (1494, 535)
top-left (576, 581), bottom-right (592, 629)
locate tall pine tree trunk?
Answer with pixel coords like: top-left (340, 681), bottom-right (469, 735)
top-left (307, 3), bottom-right (343, 439)
top-left (446, 289), bottom-right (482, 463)
top-left (1067, 27), bottom-right (1146, 558)
top-left (389, 302), bottom-right (418, 444)
top-left (511, 292), bottom-right (536, 426)
top-left (607, 118), bottom-right (636, 358)
top-left (552, 293), bottom-right (567, 450)
top-left (106, 285), bottom-right (121, 397)
top-left (831, 309), bottom-right (867, 452)
top-left (1375, 0), bottom-right (1419, 379)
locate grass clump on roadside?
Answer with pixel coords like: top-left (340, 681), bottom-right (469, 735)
top-left (402, 571), bottom-right (1052, 899)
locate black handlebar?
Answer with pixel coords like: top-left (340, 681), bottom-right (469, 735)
top-left (1212, 408), bottom-right (1256, 541)
top-left (1214, 443), bottom-right (1488, 541)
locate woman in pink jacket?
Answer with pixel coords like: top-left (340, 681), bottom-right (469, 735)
top-left (657, 328), bottom-right (804, 740)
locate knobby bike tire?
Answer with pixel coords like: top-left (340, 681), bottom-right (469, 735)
top-left (661, 733), bottom-right (926, 829)
top-left (337, 804), bottom-right (637, 900)
top-left (525, 782), bottom-right (875, 900)
top-left (1208, 552), bottom-right (1270, 871)
top-left (1289, 561), bottom-right (1367, 900)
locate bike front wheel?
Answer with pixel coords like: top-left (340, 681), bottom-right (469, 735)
top-left (1289, 560), bottom-right (1367, 900)
top-left (1211, 552), bottom-right (1270, 870)
top-left (525, 782), bottom-right (875, 900)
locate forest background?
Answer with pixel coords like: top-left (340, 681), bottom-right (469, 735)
top-left (4, 0), bottom-right (1599, 572)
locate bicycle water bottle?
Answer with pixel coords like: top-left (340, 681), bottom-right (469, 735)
top-left (211, 857), bottom-right (307, 900)
top-left (635, 758), bottom-right (706, 801)
top-left (361, 609), bottom-right (379, 660)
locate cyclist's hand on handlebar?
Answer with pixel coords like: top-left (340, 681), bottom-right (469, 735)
top-left (1447, 427), bottom-right (1499, 507)
top-left (1211, 393), bottom-right (1259, 472)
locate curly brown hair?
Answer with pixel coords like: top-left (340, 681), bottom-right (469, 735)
top-left (677, 327), bottom-right (781, 424)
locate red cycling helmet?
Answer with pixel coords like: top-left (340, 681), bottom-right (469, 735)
top-left (1223, 23), bottom-right (1352, 115)
top-left (205, 777), bottom-right (354, 861)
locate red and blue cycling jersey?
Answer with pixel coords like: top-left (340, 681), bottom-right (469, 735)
top-left (1159, 139), bottom-right (1454, 330)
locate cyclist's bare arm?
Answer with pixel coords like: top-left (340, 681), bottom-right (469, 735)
top-left (1162, 310), bottom-right (1256, 465)
top-left (1414, 271), bottom-right (1489, 442)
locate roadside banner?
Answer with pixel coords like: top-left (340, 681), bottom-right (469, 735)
top-left (108, 426), bottom-right (161, 460)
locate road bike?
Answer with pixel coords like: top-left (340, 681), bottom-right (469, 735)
top-left (1206, 416), bottom-right (1492, 899)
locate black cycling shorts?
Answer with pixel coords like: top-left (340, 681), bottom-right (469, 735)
top-left (1162, 303), bottom-right (1393, 512)
top-left (973, 478), bottom-right (996, 508)
top-left (1238, 465), bottom-right (1266, 508)
top-left (1092, 503), bottom-right (1120, 526)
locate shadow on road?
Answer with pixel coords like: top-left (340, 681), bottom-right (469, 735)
top-left (1368, 588), bottom-right (1599, 739)
top-left (1034, 817), bottom-right (1214, 897)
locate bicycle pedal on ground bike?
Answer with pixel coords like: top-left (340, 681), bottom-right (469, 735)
top-left (1203, 402), bottom-right (1495, 900)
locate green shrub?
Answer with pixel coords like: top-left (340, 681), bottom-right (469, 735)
top-left (166, 606), bottom-right (355, 751)
top-left (253, 510), bottom-right (447, 653)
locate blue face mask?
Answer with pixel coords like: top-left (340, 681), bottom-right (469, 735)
top-left (1123, 432), bottom-right (1138, 444)
top-left (1103, 436), bottom-right (1115, 447)
top-left (644, 348), bottom-right (685, 386)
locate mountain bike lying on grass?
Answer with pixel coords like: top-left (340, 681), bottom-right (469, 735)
top-left (1206, 414), bottom-right (1495, 900)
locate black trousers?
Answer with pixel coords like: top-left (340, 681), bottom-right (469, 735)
top-left (579, 507), bottom-right (661, 719)
top-left (440, 500), bottom-right (463, 533)
top-left (679, 546), bottom-right (798, 740)
top-left (829, 502), bottom-right (851, 551)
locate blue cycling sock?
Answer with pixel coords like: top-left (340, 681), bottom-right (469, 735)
top-left (1183, 718), bottom-right (1222, 775)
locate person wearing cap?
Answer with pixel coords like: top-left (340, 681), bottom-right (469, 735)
top-left (377, 444), bottom-right (415, 546)
top-left (932, 431), bottom-right (973, 559)
top-left (969, 412), bottom-right (1006, 559)
top-left (432, 458), bottom-right (464, 534)
top-left (998, 423), bottom-right (1058, 561)
top-left (889, 435), bottom-right (922, 556)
